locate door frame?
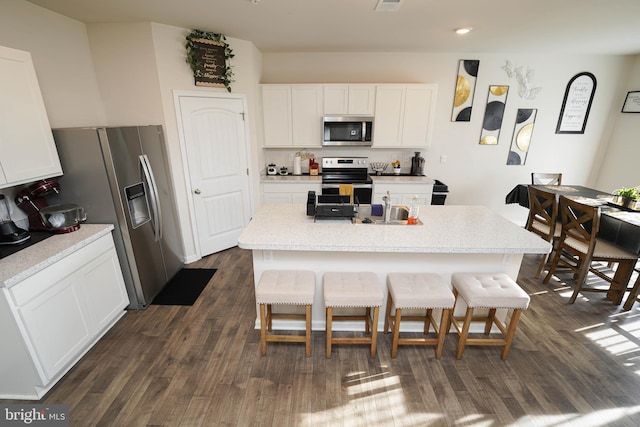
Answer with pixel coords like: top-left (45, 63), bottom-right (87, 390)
top-left (173, 90), bottom-right (254, 260)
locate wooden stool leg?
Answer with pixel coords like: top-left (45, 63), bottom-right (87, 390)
top-left (384, 291), bottom-right (393, 333)
top-left (260, 303), bottom-right (267, 356)
top-left (326, 307), bottom-right (333, 359)
top-left (391, 307), bottom-right (402, 359)
top-left (305, 304), bottom-right (312, 358)
top-left (365, 307), bottom-right (371, 334)
top-left (424, 308), bottom-right (433, 334)
top-left (371, 307), bottom-right (380, 358)
top-left (435, 308), bottom-right (450, 359)
top-left (485, 308), bottom-right (496, 334)
top-left (501, 309), bottom-right (522, 360)
top-left (267, 304), bottom-right (273, 332)
top-left (456, 307), bottom-right (474, 359)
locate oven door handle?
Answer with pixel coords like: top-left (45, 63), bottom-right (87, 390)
top-left (322, 183), bottom-right (372, 189)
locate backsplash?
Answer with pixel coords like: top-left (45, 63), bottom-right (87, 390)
top-left (263, 148), bottom-right (422, 174)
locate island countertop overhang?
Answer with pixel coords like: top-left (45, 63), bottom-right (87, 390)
top-left (238, 204), bottom-right (550, 254)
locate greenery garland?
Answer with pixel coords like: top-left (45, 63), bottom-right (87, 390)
top-left (185, 29), bottom-right (235, 92)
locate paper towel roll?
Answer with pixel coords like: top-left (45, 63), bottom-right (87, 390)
top-left (293, 156), bottom-right (302, 175)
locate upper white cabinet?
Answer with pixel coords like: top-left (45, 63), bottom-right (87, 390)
top-left (261, 85), bottom-right (323, 147)
top-left (324, 84), bottom-right (376, 115)
top-left (373, 84), bottom-right (437, 148)
top-left (0, 46), bottom-right (62, 188)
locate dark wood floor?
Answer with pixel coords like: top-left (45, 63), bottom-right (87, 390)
top-left (5, 248), bottom-right (640, 426)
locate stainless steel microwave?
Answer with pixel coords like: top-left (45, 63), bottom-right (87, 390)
top-left (322, 116), bottom-right (373, 146)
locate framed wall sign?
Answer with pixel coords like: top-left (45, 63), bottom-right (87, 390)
top-left (621, 91), bottom-right (640, 113)
top-left (555, 72), bottom-right (597, 134)
top-left (185, 30), bottom-right (234, 92)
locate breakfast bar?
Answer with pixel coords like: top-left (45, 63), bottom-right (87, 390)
top-left (238, 204), bottom-right (550, 332)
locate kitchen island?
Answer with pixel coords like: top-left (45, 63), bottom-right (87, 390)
top-left (238, 204), bottom-right (550, 332)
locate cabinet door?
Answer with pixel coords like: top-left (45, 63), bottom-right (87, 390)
top-left (373, 85), bottom-right (405, 147)
top-left (323, 85), bottom-right (349, 114)
top-left (402, 85), bottom-right (437, 147)
top-left (292, 86), bottom-right (322, 147)
top-left (324, 84), bottom-right (375, 115)
top-left (76, 247), bottom-right (128, 332)
top-left (0, 46), bottom-right (62, 188)
top-left (262, 85), bottom-right (292, 146)
top-left (19, 277), bottom-right (91, 380)
top-left (348, 84), bottom-right (376, 115)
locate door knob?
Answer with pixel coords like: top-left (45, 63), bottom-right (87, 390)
top-left (194, 189), bottom-right (201, 194)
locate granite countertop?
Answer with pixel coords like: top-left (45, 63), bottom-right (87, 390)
top-left (237, 204), bottom-right (550, 254)
top-left (0, 224), bottom-right (114, 287)
top-left (260, 173), bottom-right (434, 184)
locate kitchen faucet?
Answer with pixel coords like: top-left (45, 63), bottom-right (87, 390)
top-left (383, 191), bottom-right (392, 223)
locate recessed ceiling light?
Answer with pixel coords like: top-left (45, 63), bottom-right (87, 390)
top-left (455, 27), bottom-right (473, 35)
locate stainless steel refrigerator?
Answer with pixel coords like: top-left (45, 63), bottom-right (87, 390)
top-left (50, 126), bottom-right (183, 309)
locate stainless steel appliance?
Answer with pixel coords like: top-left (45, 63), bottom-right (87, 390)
top-left (16, 178), bottom-right (87, 233)
top-left (306, 191), bottom-right (355, 221)
top-left (322, 116), bottom-right (373, 146)
top-left (0, 194), bottom-right (30, 245)
top-left (48, 126), bottom-right (183, 309)
top-left (321, 157), bottom-right (373, 204)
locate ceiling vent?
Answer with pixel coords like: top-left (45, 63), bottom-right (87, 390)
top-left (375, 0), bottom-right (403, 12)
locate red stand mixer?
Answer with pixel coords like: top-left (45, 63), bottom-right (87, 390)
top-left (16, 178), bottom-right (86, 234)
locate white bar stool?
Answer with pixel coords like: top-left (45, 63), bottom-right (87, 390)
top-left (323, 272), bottom-right (384, 359)
top-left (384, 273), bottom-right (455, 359)
top-left (450, 272), bottom-right (530, 360)
top-left (255, 270), bottom-right (315, 357)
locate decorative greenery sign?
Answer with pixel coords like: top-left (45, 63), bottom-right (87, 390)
top-left (185, 29), bottom-right (234, 91)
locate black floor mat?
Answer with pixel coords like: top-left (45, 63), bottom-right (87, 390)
top-left (151, 268), bottom-right (217, 306)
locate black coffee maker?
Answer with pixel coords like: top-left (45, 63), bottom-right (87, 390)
top-left (410, 152), bottom-right (425, 176)
top-left (0, 194), bottom-right (30, 245)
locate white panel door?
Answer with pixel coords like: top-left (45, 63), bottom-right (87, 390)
top-left (177, 94), bottom-right (252, 256)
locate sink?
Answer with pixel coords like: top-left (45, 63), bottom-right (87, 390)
top-left (352, 205), bottom-right (422, 225)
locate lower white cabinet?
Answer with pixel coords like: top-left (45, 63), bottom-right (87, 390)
top-left (373, 181), bottom-right (434, 206)
top-left (262, 182), bottom-right (321, 204)
top-left (0, 233), bottom-right (129, 400)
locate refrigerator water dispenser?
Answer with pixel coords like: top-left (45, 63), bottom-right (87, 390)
top-left (125, 182), bottom-right (151, 228)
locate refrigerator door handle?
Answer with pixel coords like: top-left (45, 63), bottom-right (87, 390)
top-left (139, 154), bottom-right (162, 241)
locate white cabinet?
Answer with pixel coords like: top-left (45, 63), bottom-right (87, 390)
top-left (262, 182), bottom-right (321, 204)
top-left (373, 181), bottom-right (434, 206)
top-left (324, 84), bottom-right (376, 115)
top-left (0, 233), bottom-right (129, 399)
top-left (0, 46), bottom-right (62, 188)
top-left (261, 85), bottom-right (323, 147)
top-left (373, 84), bottom-right (437, 148)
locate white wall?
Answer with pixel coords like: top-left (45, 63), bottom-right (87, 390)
top-left (0, 0), bottom-right (105, 127)
top-left (87, 23), bottom-right (164, 125)
top-left (261, 52), bottom-right (635, 224)
top-left (595, 55), bottom-right (640, 193)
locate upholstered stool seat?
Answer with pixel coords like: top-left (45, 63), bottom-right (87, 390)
top-left (384, 273), bottom-right (455, 359)
top-left (450, 272), bottom-right (530, 360)
top-left (323, 272), bottom-right (384, 358)
top-left (255, 270), bottom-right (315, 357)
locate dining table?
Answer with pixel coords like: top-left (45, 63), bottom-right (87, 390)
top-left (506, 184), bottom-right (640, 308)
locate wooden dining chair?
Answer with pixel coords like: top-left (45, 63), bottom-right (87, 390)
top-left (543, 196), bottom-right (640, 304)
top-left (531, 173), bottom-right (562, 186)
top-left (525, 186), bottom-right (561, 278)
